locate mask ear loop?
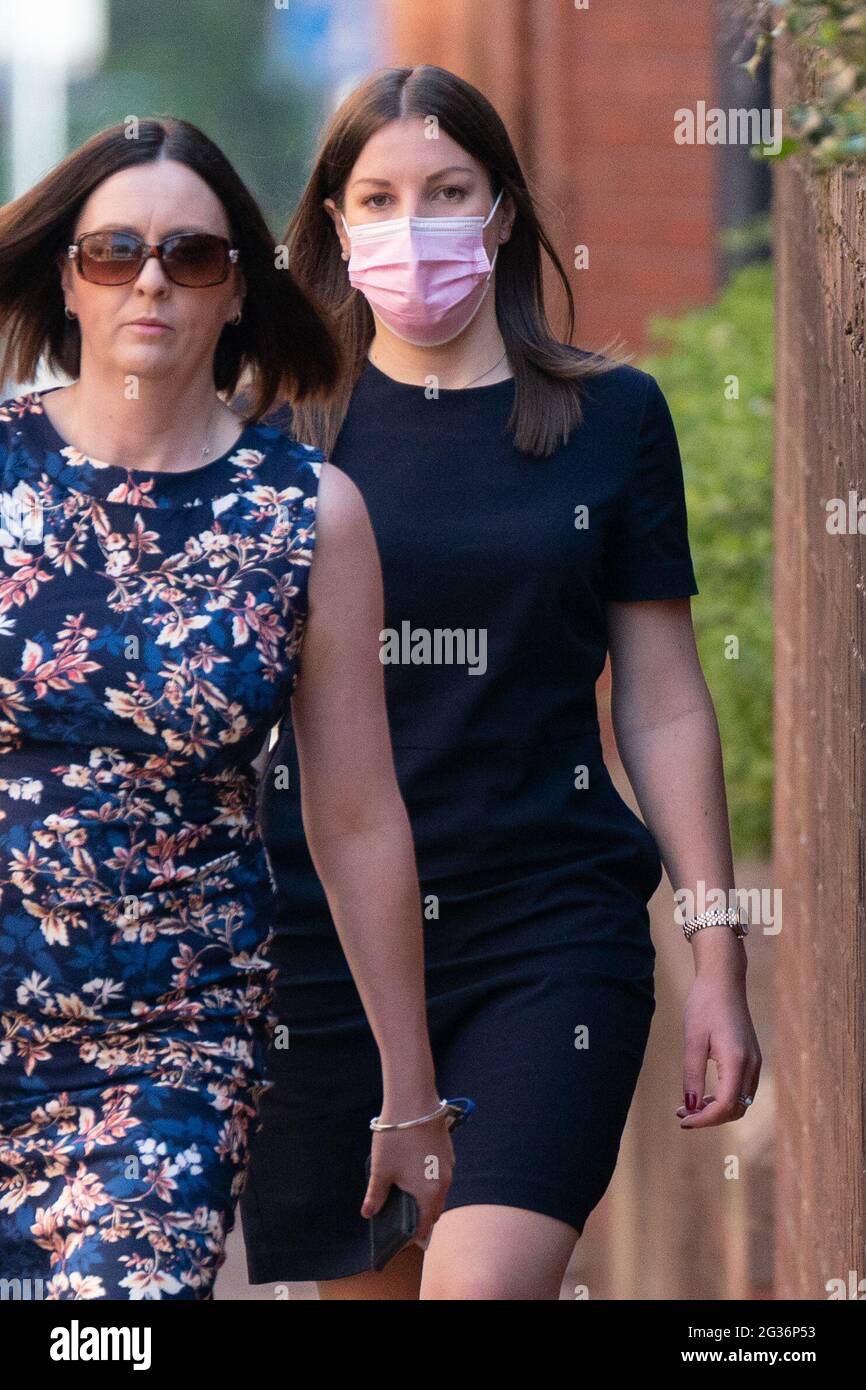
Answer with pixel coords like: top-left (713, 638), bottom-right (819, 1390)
top-left (482, 187), bottom-right (504, 228)
top-left (339, 211), bottom-right (354, 265)
top-left (480, 190), bottom-right (504, 277)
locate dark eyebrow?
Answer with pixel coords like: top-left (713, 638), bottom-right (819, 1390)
top-left (425, 166), bottom-right (476, 180)
top-left (349, 166), bottom-right (477, 190)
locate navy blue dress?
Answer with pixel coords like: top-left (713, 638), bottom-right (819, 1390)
top-left (240, 356), bottom-right (699, 1282)
top-left (0, 391), bottom-right (322, 1299)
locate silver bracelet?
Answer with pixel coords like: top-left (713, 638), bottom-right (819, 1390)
top-left (370, 1099), bottom-right (450, 1132)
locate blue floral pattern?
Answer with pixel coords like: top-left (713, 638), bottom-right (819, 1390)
top-left (0, 391), bottom-right (321, 1298)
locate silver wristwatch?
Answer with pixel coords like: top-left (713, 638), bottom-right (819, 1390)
top-left (682, 907), bottom-right (749, 943)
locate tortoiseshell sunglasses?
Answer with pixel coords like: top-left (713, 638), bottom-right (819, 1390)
top-left (67, 230), bottom-right (240, 287)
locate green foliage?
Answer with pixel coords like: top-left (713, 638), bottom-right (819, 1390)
top-left (744, 1), bottom-right (866, 168)
top-left (639, 260), bottom-right (774, 859)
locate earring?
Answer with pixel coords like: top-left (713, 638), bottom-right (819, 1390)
top-left (341, 250), bottom-right (349, 261)
top-left (229, 308), bottom-right (242, 326)
top-left (64, 306), bottom-right (76, 320)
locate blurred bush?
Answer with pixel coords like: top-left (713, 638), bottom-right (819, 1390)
top-left (639, 258), bottom-right (774, 860)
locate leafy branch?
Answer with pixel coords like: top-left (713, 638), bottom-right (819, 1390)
top-left (742, 1), bottom-right (866, 167)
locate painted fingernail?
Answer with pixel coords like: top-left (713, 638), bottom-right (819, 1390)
top-left (686, 1092), bottom-right (698, 1111)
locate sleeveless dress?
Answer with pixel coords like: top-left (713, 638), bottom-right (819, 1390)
top-left (0, 390), bottom-right (322, 1300)
top-left (240, 356), bottom-right (700, 1283)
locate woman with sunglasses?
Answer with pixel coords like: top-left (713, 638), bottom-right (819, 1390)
top-left (240, 65), bottom-right (761, 1300)
top-left (0, 117), bottom-right (455, 1300)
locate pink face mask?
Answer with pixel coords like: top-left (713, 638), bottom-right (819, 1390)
top-left (340, 189), bottom-right (503, 347)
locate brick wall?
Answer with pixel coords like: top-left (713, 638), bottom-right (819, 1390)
top-left (772, 34), bottom-right (866, 1301)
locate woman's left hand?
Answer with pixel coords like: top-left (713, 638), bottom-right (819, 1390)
top-left (676, 969), bottom-right (762, 1127)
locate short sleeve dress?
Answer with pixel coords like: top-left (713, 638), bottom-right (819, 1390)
top-left (240, 356), bottom-right (699, 1283)
top-left (0, 390), bottom-right (322, 1299)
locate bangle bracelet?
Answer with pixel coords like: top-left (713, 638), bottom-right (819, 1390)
top-left (370, 1098), bottom-right (449, 1132)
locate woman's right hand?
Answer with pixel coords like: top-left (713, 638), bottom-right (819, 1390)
top-left (362, 1109), bottom-right (456, 1248)
top-left (676, 965), bottom-right (762, 1128)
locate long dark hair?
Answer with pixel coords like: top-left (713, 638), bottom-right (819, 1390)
top-left (282, 65), bottom-right (628, 458)
top-left (0, 116), bottom-right (341, 421)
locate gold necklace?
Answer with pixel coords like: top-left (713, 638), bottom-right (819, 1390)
top-left (459, 351), bottom-right (508, 388)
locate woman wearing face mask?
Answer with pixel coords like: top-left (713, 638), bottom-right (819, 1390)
top-left (0, 116), bottom-right (455, 1300)
top-left (240, 66), bottom-right (761, 1300)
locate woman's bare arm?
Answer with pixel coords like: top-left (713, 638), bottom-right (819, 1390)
top-left (605, 598), bottom-right (737, 951)
top-left (286, 460), bottom-right (452, 1230)
top-left (605, 596), bottom-right (761, 1126)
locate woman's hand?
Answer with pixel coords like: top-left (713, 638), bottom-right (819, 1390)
top-left (362, 1102), bottom-right (456, 1248)
top-left (677, 964), bottom-right (762, 1128)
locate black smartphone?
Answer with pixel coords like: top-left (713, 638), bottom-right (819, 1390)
top-left (363, 1097), bottom-right (475, 1272)
top-left (364, 1149), bottom-right (419, 1272)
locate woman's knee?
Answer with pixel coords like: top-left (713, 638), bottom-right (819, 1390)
top-left (418, 1204), bottom-right (578, 1300)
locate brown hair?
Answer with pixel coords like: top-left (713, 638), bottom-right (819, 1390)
top-left (0, 116), bottom-right (342, 422)
top-left (281, 64), bottom-right (629, 458)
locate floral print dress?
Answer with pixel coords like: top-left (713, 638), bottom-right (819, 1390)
top-left (0, 390), bottom-right (321, 1299)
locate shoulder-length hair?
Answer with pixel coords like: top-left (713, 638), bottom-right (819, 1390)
top-left (0, 116), bottom-right (341, 421)
top-left (282, 64), bottom-right (628, 459)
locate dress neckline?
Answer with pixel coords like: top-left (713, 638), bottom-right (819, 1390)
top-left (363, 358), bottom-right (515, 396)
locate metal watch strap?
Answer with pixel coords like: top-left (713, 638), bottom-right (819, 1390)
top-left (682, 908), bottom-right (749, 942)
